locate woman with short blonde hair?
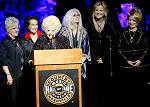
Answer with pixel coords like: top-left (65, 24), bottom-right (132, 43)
top-left (117, 7), bottom-right (149, 104)
top-left (0, 16), bottom-right (25, 107)
top-left (127, 7), bottom-right (143, 23)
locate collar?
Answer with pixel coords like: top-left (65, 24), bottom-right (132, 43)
top-left (24, 30), bottom-right (43, 39)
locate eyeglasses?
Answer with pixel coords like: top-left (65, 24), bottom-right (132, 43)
top-left (73, 14), bottom-right (80, 17)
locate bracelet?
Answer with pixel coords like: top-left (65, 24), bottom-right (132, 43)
top-left (6, 74), bottom-right (11, 75)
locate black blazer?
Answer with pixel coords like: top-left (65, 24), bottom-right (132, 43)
top-left (0, 36), bottom-right (25, 79)
top-left (86, 19), bottom-right (119, 64)
top-left (34, 34), bottom-right (71, 50)
top-left (118, 27), bottom-right (149, 68)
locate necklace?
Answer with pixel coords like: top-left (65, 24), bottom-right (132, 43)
top-left (96, 21), bottom-right (105, 32)
top-left (129, 30), bottom-right (136, 43)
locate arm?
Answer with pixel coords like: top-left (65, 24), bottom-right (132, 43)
top-left (2, 66), bottom-right (13, 85)
top-left (133, 34), bottom-right (149, 67)
top-left (117, 37), bottom-right (128, 62)
top-left (81, 32), bottom-right (91, 64)
top-left (117, 36), bottom-right (133, 66)
top-left (0, 42), bottom-right (13, 85)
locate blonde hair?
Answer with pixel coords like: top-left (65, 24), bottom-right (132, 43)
top-left (127, 7), bottom-right (143, 23)
top-left (42, 15), bottom-right (61, 33)
top-left (5, 17), bottom-right (19, 32)
top-left (92, 1), bottom-right (109, 19)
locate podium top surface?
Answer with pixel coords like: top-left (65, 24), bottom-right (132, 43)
top-left (33, 49), bottom-right (82, 65)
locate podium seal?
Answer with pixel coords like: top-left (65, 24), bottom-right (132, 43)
top-left (43, 73), bottom-right (75, 105)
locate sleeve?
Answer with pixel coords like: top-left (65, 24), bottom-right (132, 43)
top-left (57, 36), bottom-right (71, 49)
top-left (117, 36), bottom-right (128, 62)
top-left (81, 31), bottom-right (91, 63)
top-left (140, 33), bottom-right (149, 61)
top-left (0, 41), bottom-right (9, 66)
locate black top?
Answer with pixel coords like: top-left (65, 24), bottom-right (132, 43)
top-left (118, 27), bottom-right (149, 67)
top-left (86, 19), bottom-right (119, 64)
top-left (72, 32), bottom-right (78, 48)
top-left (20, 38), bottom-right (34, 62)
top-left (34, 34), bottom-right (71, 50)
top-left (0, 36), bottom-right (25, 79)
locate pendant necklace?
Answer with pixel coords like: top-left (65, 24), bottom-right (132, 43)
top-left (129, 30), bottom-right (136, 43)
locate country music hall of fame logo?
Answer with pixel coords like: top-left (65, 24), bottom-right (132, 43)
top-left (43, 73), bottom-right (75, 105)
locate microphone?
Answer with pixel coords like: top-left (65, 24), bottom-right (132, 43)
top-left (106, 35), bottom-right (113, 76)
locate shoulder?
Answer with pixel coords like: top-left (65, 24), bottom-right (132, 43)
top-left (0, 37), bottom-right (12, 49)
top-left (59, 26), bottom-right (70, 37)
top-left (36, 36), bottom-right (47, 43)
top-left (60, 26), bottom-right (69, 32)
top-left (19, 37), bottom-right (33, 47)
top-left (1, 37), bottom-right (10, 45)
top-left (56, 35), bottom-right (68, 41)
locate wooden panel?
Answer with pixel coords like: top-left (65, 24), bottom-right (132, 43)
top-left (35, 64), bottom-right (82, 107)
top-left (33, 49), bottom-right (82, 65)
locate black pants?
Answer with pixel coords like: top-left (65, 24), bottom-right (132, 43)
top-left (82, 77), bottom-right (86, 107)
top-left (86, 63), bottom-right (111, 107)
top-left (0, 77), bottom-right (9, 107)
top-left (113, 67), bottom-right (150, 106)
top-left (23, 65), bottom-right (36, 107)
top-left (0, 77), bottom-right (24, 107)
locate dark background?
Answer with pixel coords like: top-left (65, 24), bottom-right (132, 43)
top-left (0, 0), bottom-right (150, 41)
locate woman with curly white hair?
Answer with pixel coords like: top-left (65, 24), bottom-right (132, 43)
top-left (34, 15), bottom-right (70, 50)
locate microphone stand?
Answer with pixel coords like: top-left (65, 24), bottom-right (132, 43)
top-left (107, 35), bottom-right (113, 101)
top-left (107, 36), bottom-right (113, 77)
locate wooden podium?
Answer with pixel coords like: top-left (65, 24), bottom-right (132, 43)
top-left (33, 49), bottom-right (82, 107)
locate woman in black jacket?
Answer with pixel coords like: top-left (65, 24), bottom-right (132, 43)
top-left (85, 1), bottom-right (119, 106)
top-left (0, 17), bottom-right (25, 107)
top-left (117, 7), bottom-right (149, 106)
top-left (34, 15), bottom-right (70, 50)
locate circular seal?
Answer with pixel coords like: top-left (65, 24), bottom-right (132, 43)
top-left (43, 73), bottom-right (75, 105)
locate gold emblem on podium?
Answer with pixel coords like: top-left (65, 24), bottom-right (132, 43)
top-left (43, 73), bottom-right (75, 105)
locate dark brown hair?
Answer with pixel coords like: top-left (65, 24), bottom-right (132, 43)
top-left (24, 16), bottom-right (39, 30)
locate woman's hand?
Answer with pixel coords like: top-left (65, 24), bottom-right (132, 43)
top-left (128, 60), bottom-right (141, 67)
top-left (2, 66), bottom-right (13, 85)
top-left (132, 60), bottom-right (141, 67)
top-left (7, 74), bottom-right (13, 85)
top-left (82, 56), bottom-right (86, 64)
top-left (28, 60), bottom-right (33, 65)
top-left (128, 60), bottom-right (135, 66)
